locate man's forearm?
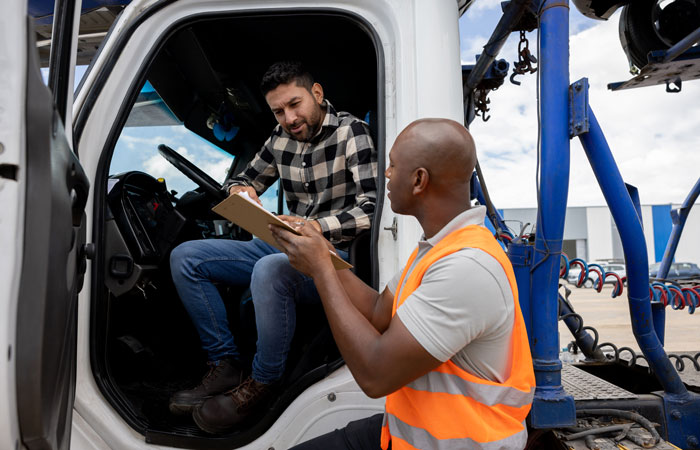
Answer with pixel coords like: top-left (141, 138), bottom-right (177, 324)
top-left (312, 267), bottom-right (386, 395)
top-left (335, 270), bottom-right (379, 321)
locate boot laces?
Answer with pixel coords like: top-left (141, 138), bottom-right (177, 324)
top-left (200, 361), bottom-right (223, 387)
top-left (227, 377), bottom-right (264, 408)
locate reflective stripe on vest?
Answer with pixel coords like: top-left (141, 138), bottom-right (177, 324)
top-left (406, 371), bottom-right (535, 407)
top-left (380, 224), bottom-right (535, 450)
top-left (384, 413), bottom-right (529, 450)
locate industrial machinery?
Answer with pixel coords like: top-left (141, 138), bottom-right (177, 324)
top-left (465, 0), bottom-right (700, 448)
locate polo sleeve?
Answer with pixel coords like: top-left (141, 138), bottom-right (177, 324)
top-left (385, 268), bottom-right (404, 296)
top-left (395, 250), bottom-right (512, 362)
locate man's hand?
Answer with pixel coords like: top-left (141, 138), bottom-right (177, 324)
top-left (270, 222), bottom-right (333, 278)
top-left (228, 185), bottom-right (262, 206)
top-left (276, 215), bottom-right (323, 233)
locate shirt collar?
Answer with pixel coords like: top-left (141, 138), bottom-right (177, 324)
top-left (321, 100), bottom-right (339, 128)
top-left (422, 205), bottom-right (487, 247)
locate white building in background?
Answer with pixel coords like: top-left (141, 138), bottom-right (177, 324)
top-left (499, 204), bottom-right (700, 266)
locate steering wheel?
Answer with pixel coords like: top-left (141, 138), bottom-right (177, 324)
top-left (157, 144), bottom-right (226, 200)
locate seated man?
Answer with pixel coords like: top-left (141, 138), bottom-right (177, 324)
top-left (272, 118), bottom-right (535, 450)
top-left (168, 61), bottom-right (377, 433)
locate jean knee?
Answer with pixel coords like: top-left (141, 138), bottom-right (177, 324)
top-left (250, 253), bottom-right (299, 300)
top-left (170, 241), bottom-right (206, 279)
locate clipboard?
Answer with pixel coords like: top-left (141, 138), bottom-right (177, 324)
top-left (212, 193), bottom-right (353, 271)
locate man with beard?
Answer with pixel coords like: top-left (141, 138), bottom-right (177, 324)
top-left (168, 61), bottom-right (377, 433)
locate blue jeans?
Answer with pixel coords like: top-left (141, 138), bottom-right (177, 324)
top-left (170, 238), bottom-right (347, 384)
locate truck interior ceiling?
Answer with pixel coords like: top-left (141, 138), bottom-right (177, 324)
top-left (91, 11), bottom-right (381, 447)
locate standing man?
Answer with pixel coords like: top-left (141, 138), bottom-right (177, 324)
top-left (168, 61), bottom-right (377, 434)
top-left (272, 118), bottom-right (535, 450)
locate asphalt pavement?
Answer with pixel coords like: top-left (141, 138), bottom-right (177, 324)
top-left (558, 282), bottom-right (700, 387)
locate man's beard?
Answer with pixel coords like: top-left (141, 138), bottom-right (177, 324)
top-left (298, 120), bottom-right (321, 142)
top-left (290, 105), bottom-right (324, 142)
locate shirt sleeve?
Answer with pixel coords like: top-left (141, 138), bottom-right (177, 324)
top-left (395, 250), bottom-right (512, 362)
top-left (223, 134), bottom-right (279, 195)
top-left (386, 268), bottom-right (404, 295)
top-left (315, 121), bottom-right (377, 242)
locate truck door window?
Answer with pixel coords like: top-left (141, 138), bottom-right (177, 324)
top-left (110, 81), bottom-right (235, 198)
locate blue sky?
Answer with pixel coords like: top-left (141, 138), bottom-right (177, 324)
top-left (59, 3), bottom-right (699, 210)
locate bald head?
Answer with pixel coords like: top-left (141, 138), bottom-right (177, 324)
top-left (385, 119), bottom-right (476, 237)
top-left (386, 118), bottom-right (477, 226)
top-left (395, 118), bottom-right (476, 193)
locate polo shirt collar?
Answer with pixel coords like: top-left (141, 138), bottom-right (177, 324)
top-left (423, 206), bottom-right (487, 247)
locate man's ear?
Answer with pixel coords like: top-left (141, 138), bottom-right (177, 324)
top-left (412, 168), bottom-right (429, 195)
top-left (311, 83), bottom-right (324, 104)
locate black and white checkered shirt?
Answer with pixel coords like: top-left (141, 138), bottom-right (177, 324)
top-left (226, 101), bottom-right (377, 246)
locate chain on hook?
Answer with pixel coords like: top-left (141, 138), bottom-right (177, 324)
top-left (474, 89), bottom-right (492, 122)
top-left (510, 30), bottom-right (538, 86)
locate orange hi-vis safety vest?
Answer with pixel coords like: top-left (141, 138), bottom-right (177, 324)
top-left (380, 224), bottom-right (535, 450)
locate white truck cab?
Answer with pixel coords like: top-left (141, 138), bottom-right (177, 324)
top-left (0, 1), bottom-right (469, 448)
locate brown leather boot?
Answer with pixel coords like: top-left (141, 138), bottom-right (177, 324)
top-left (168, 357), bottom-right (245, 415)
top-left (192, 376), bottom-right (278, 434)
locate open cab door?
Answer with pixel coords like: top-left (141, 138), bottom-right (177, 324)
top-left (0, 0), bottom-right (88, 449)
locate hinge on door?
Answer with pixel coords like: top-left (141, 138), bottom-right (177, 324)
top-left (383, 217), bottom-right (398, 241)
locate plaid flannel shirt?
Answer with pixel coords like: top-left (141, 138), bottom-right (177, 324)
top-left (225, 101), bottom-right (377, 246)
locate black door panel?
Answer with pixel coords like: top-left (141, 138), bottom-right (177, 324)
top-left (15, 17), bottom-right (89, 450)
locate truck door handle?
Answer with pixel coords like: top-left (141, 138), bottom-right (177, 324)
top-left (383, 217), bottom-right (398, 241)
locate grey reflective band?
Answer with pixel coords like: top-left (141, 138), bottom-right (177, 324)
top-left (386, 413), bottom-right (528, 450)
top-left (406, 371), bottom-right (535, 407)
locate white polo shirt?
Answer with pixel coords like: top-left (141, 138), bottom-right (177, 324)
top-left (387, 206), bottom-right (515, 383)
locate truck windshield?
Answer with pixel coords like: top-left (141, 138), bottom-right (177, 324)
top-left (109, 81), bottom-right (235, 197)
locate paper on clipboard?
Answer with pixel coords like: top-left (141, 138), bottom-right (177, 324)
top-left (212, 192), bottom-right (352, 271)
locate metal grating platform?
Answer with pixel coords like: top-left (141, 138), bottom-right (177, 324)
top-left (562, 364), bottom-right (638, 401)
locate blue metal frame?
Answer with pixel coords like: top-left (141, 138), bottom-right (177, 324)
top-left (519, 0), bottom-right (700, 442)
top-left (578, 102), bottom-right (700, 448)
top-left (658, 177), bottom-right (700, 279)
top-left (527, 0), bottom-right (576, 429)
top-left (509, 242), bottom-right (533, 338)
top-left (472, 175), bottom-right (512, 238)
top-left (578, 99), bottom-right (688, 395)
top-left (652, 177), bottom-right (700, 347)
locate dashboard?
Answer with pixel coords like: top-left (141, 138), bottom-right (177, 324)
top-left (107, 172), bottom-right (186, 265)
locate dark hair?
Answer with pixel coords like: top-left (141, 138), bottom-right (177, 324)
top-left (260, 61), bottom-right (314, 96)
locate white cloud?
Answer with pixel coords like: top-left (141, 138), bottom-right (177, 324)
top-left (471, 0), bottom-right (504, 12)
top-left (464, 12), bottom-right (700, 208)
top-left (114, 126), bottom-right (235, 196)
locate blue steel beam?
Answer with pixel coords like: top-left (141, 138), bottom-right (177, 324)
top-left (578, 105), bottom-right (689, 398)
top-left (527, 0), bottom-right (576, 429)
top-left (580, 103), bottom-right (700, 450)
top-left (657, 177), bottom-right (700, 279)
top-left (472, 174), bottom-right (513, 238)
top-left (464, 0), bottom-right (536, 92)
top-left (653, 177), bottom-right (700, 346)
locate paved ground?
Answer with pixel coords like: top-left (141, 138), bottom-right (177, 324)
top-left (558, 283), bottom-right (700, 386)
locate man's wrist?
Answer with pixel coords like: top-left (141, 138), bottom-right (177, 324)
top-left (223, 180), bottom-right (247, 193)
top-left (311, 261), bottom-right (338, 284)
top-left (309, 220), bottom-right (322, 233)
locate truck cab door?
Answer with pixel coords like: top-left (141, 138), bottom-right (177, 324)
top-left (0, 1), bottom-right (88, 449)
